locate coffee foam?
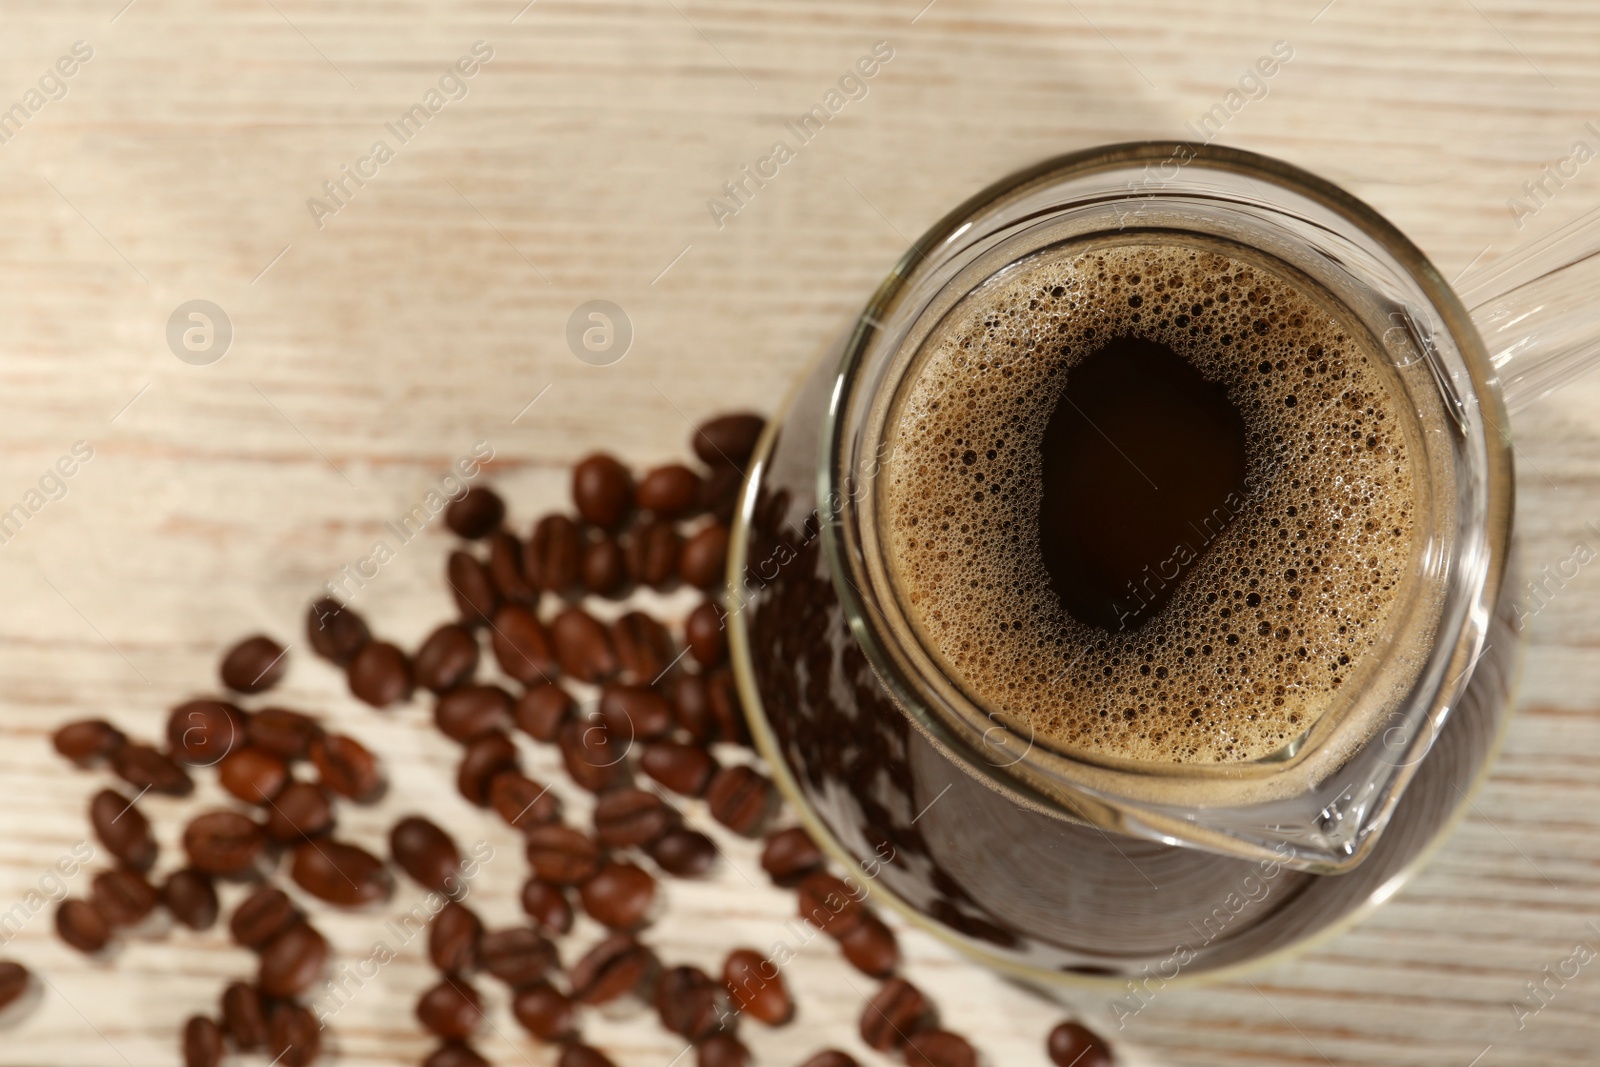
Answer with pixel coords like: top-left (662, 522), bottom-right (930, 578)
top-left (882, 238), bottom-right (1421, 764)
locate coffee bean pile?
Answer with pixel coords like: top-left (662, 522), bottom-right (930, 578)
top-left (32, 411), bottom-right (1115, 1067)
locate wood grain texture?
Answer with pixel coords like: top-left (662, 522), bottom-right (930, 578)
top-left (1, 0), bottom-right (1600, 1064)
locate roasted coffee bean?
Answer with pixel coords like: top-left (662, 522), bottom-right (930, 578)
top-left (480, 926), bottom-right (558, 988)
top-left (182, 1015), bottom-right (224, 1067)
top-left (165, 700), bottom-right (246, 766)
top-left (511, 981), bottom-right (577, 1042)
top-left (655, 964), bottom-right (721, 1040)
top-left (526, 514), bottom-right (582, 593)
top-left (479, 767), bottom-right (555, 828)
top-left (424, 1041), bottom-right (491, 1067)
top-left (696, 1034), bottom-right (751, 1067)
top-left (429, 901), bottom-right (483, 973)
top-left (415, 623), bottom-right (481, 694)
top-left (490, 604), bottom-right (558, 685)
top-left (219, 746), bottom-right (289, 805)
top-left (640, 742), bottom-right (716, 797)
top-left (524, 824), bottom-right (600, 885)
top-left (593, 787), bottom-right (674, 848)
top-left (579, 862), bottom-right (656, 929)
top-left (1046, 1022), bottom-right (1113, 1067)
top-left (519, 879), bottom-right (574, 936)
top-left (625, 519), bottom-right (680, 588)
top-left (0, 961), bottom-right (28, 1014)
top-left (417, 978), bottom-right (484, 1039)
top-left (112, 742), bottom-right (193, 796)
top-left (162, 868), bottom-right (218, 930)
top-left (552, 607), bottom-right (618, 682)
top-left (259, 921), bottom-right (329, 997)
top-left (558, 717), bottom-right (626, 794)
top-left (693, 413), bottom-right (764, 468)
top-left (706, 666), bottom-right (750, 745)
top-left (265, 781), bottom-right (336, 842)
top-left (559, 1044), bottom-right (618, 1067)
top-left (797, 1054), bottom-right (859, 1067)
top-left (572, 453), bottom-right (634, 529)
top-left (838, 913), bottom-right (899, 978)
top-left (760, 827), bottom-right (824, 887)
top-left (247, 707), bottom-right (324, 762)
top-left (697, 465), bottom-right (743, 523)
top-left (230, 887), bottom-right (299, 949)
top-left (797, 872), bottom-right (865, 938)
top-left (569, 933), bottom-right (653, 1005)
top-left (581, 535), bottom-right (627, 596)
top-left (220, 982), bottom-right (267, 1050)
top-left (685, 600), bottom-right (728, 668)
top-left (435, 684), bottom-right (514, 742)
top-left (307, 597), bottom-right (370, 665)
top-left (647, 827), bottom-right (718, 878)
top-left (706, 764), bottom-right (774, 836)
top-left (391, 816), bottom-right (464, 895)
top-left (310, 733), bottom-right (383, 802)
top-left (513, 683), bottom-right (573, 742)
top-left (723, 947), bottom-right (792, 1025)
top-left (53, 718), bottom-right (125, 764)
top-left (488, 530), bottom-right (539, 604)
top-left (90, 789), bottom-right (156, 871)
top-left (55, 898), bottom-right (110, 953)
top-left (680, 522), bottom-right (730, 590)
top-left (90, 869), bottom-right (158, 927)
top-left (665, 672), bottom-right (715, 745)
top-left (598, 685), bottom-right (674, 742)
top-left (458, 731), bottom-right (520, 806)
top-left (611, 612), bottom-right (675, 684)
top-left (859, 977), bottom-right (932, 1051)
top-left (448, 550), bottom-right (501, 626)
top-left (183, 810), bottom-right (265, 877)
top-left (905, 1030), bottom-right (978, 1067)
top-left (447, 487), bottom-right (506, 539)
top-left (221, 635), bottom-right (288, 694)
top-left (292, 839), bottom-right (392, 907)
top-left (637, 463), bottom-right (701, 518)
top-left (347, 640), bottom-right (414, 708)
top-left (266, 1000), bottom-right (320, 1067)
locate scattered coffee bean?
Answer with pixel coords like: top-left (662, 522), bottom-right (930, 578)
top-left (489, 770), bottom-right (561, 831)
top-left (265, 781), bottom-right (336, 842)
top-left (526, 514), bottom-right (582, 593)
top-left (90, 789), bottom-right (156, 872)
top-left (511, 981), bottom-right (578, 1042)
top-left (559, 1044), bottom-right (619, 1067)
top-left (905, 1030), bottom-right (978, 1067)
top-left (697, 465), bottom-right (743, 523)
top-left (593, 787), bottom-right (674, 848)
top-left (859, 977), bottom-right (932, 1051)
top-left (55, 898), bottom-right (110, 954)
top-left (488, 530), bottom-right (538, 604)
top-left (219, 746), bottom-right (289, 805)
top-left (183, 810), bottom-right (265, 877)
top-left (598, 685), bottom-right (674, 742)
top-left (761, 827), bottom-right (824, 887)
top-left (266, 999), bottom-right (320, 1067)
top-left (685, 600), bottom-right (728, 667)
top-left (696, 1034), bottom-right (751, 1067)
top-left (524, 824), bottom-right (600, 885)
top-left (292, 839), bottom-right (392, 907)
top-left (165, 700), bottom-right (246, 765)
top-left (680, 522), bottom-right (729, 590)
top-left (480, 926), bottom-right (558, 989)
top-left (246, 707), bottom-right (324, 762)
top-left (655, 964), bottom-right (721, 1040)
top-left (448, 550), bottom-right (501, 626)
top-left (693, 413), bottom-right (764, 468)
top-left (52, 718), bottom-right (126, 765)
top-left (415, 623), bottom-right (481, 694)
top-left (665, 672), bottom-right (715, 745)
top-left (220, 981), bottom-right (267, 1050)
top-left (582, 535), bottom-right (628, 596)
top-left (447, 487), bottom-right (505, 539)
top-left (724, 947), bottom-right (792, 1025)
top-left (307, 597), bottom-right (370, 665)
top-left (424, 1041), bottom-right (491, 1067)
top-left (637, 463), bottom-right (701, 518)
top-left (429, 901), bottom-right (483, 973)
top-left (706, 764), bottom-right (774, 836)
top-left (1046, 1022), bottom-right (1113, 1067)
top-left (705, 666), bottom-right (748, 745)
top-left (641, 741), bottom-right (717, 797)
top-left (513, 683), bottom-right (573, 742)
top-left (417, 977), bottom-right (484, 1039)
top-left (797, 1053), bottom-right (859, 1067)
top-left (458, 731), bottom-right (520, 806)
top-left (112, 742), bottom-right (193, 797)
top-left (259, 921), bottom-right (329, 998)
top-left (162, 868), bottom-right (219, 930)
top-left (230, 887), bottom-right (299, 949)
top-left (579, 861), bottom-right (657, 929)
top-left (797, 872), bottom-right (865, 938)
top-left (490, 604), bottom-right (558, 685)
top-left (551, 607), bottom-right (618, 683)
top-left (838, 913), bottom-right (899, 978)
top-left (391, 816), bottom-right (464, 895)
top-left (347, 640), bottom-right (414, 708)
top-left (90, 868), bottom-right (158, 927)
top-left (568, 933), bottom-right (653, 1004)
top-left (435, 684), bottom-right (513, 742)
top-left (310, 733), bottom-right (383, 802)
top-left (182, 1015), bottom-right (224, 1067)
top-left (221, 635), bottom-right (288, 694)
top-left (519, 878), bottom-right (574, 936)
top-left (611, 612), bottom-right (676, 684)
top-left (625, 519), bottom-right (680, 588)
top-left (558, 716), bottom-right (627, 794)
top-left (647, 827), bottom-right (718, 878)
top-left (572, 453), bottom-right (634, 529)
